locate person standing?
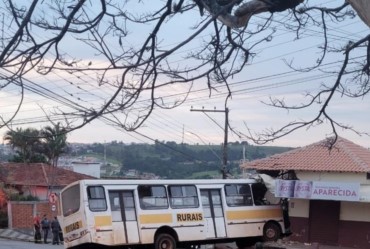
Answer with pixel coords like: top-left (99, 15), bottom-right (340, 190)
top-left (41, 214), bottom-right (50, 244)
top-left (33, 212), bottom-right (41, 243)
top-left (51, 216), bottom-right (61, 245)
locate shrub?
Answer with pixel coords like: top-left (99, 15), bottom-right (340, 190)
top-left (9, 194), bottom-right (39, 201)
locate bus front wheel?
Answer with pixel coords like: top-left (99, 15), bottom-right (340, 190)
top-left (263, 222), bottom-right (281, 241)
top-left (155, 233), bottom-right (176, 249)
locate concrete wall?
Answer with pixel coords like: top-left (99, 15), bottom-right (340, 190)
top-left (338, 220), bottom-right (370, 248)
top-left (289, 199), bottom-right (310, 242)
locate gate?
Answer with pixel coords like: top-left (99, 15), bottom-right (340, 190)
top-left (309, 200), bottom-right (340, 245)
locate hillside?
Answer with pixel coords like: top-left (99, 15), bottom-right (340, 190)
top-left (71, 141), bottom-right (294, 179)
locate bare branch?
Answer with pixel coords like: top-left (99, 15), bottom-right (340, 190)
top-left (0, 0), bottom-right (369, 146)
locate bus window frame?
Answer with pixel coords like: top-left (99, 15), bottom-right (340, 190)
top-left (168, 185), bottom-right (199, 209)
top-left (62, 183), bottom-right (81, 217)
top-left (87, 186), bottom-right (108, 212)
top-left (224, 184), bottom-right (253, 207)
top-left (138, 185), bottom-right (169, 210)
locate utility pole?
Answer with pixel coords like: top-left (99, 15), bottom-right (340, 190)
top-left (190, 107), bottom-right (229, 179)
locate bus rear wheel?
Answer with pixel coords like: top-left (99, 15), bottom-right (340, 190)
top-left (263, 222), bottom-right (281, 242)
top-left (155, 233), bottom-right (176, 249)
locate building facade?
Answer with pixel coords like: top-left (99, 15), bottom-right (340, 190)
top-left (241, 137), bottom-right (370, 248)
top-left (0, 163), bottom-right (96, 230)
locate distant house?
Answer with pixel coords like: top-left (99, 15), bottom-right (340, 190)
top-left (125, 169), bottom-right (140, 178)
top-left (0, 162), bottom-right (95, 201)
top-left (240, 137), bottom-right (370, 248)
top-left (59, 157), bottom-right (102, 178)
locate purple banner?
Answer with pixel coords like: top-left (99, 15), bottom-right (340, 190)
top-left (275, 180), bottom-right (360, 201)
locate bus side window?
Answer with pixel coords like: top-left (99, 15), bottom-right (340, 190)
top-left (108, 193), bottom-right (120, 211)
top-left (113, 197), bottom-right (120, 208)
top-left (87, 186), bottom-right (107, 211)
top-left (138, 185), bottom-right (168, 209)
top-left (109, 192), bottom-right (121, 221)
top-left (168, 185), bottom-right (199, 209)
top-left (225, 184), bottom-right (252, 207)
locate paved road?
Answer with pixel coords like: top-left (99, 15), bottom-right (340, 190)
top-left (0, 238), bottom-right (63, 249)
top-left (0, 229), bottom-right (359, 249)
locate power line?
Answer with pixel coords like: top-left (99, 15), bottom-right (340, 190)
top-left (0, 0), bottom-right (368, 147)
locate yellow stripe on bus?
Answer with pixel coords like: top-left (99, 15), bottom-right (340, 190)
top-left (226, 208), bottom-right (283, 220)
top-left (95, 215), bottom-right (112, 226)
top-left (139, 214), bottom-right (173, 224)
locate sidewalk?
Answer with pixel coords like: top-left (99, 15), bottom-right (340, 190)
top-left (216, 239), bottom-right (358, 249)
top-left (0, 228), bottom-right (34, 242)
top-left (261, 240), bottom-right (356, 249)
top-left (215, 241), bottom-right (356, 249)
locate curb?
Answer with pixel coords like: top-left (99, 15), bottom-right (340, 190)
top-left (0, 234), bottom-right (33, 242)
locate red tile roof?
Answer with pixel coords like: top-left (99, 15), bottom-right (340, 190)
top-left (241, 137), bottom-right (370, 173)
top-left (0, 163), bottom-right (95, 187)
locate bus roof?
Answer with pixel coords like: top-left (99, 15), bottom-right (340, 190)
top-left (62, 178), bottom-right (260, 191)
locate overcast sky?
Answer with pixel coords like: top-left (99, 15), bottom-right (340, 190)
top-left (1, 1), bottom-right (369, 149)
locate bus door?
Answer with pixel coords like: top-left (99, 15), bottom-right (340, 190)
top-left (109, 190), bottom-right (140, 244)
top-left (200, 189), bottom-right (226, 238)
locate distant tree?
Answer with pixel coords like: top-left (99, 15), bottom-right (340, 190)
top-left (40, 123), bottom-right (68, 167)
top-left (3, 124), bottom-right (69, 165)
top-left (3, 127), bottom-right (45, 163)
top-left (39, 123), bottom-right (68, 196)
top-left (89, 143), bottom-right (105, 154)
top-left (3, 127), bottom-right (46, 197)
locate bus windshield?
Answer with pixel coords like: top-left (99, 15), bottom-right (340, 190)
top-left (62, 184), bottom-right (80, 216)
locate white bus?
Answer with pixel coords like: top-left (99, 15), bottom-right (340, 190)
top-left (59, 179), bottom-right (289, 249)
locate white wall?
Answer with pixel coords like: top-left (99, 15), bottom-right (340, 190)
top-left (72, 163), bottom-right (101, 178)
top-left (289, 199), bottom-right (310, 218)
top-left (296, 171), bottom-right (369, 184)
top-left (340, 201), bottom-right (370, 222)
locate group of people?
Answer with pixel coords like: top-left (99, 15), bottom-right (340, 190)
top-left (33, 213), bottom-right (63, 245)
